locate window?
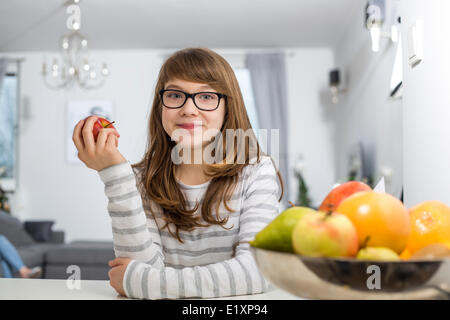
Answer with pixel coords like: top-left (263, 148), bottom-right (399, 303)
top-left (0, 73), bottom-right (18, 191)
top-left (233, 68), bottom-right (259, 131)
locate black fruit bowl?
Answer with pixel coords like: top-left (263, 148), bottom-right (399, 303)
top-left (250, 246), bottom-right (450, 300)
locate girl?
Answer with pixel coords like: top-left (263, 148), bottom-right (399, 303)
top-left (72, 48), bottom-right (284, 299)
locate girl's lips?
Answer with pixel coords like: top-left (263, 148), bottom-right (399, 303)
top-left (177, 123), bottom-right (202, 129)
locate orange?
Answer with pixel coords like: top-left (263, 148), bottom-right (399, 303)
top-left (336, 191), bottom-right (410, 254)
top-left (406, 201), bottom-right (450, 254)
top-left (399, 248), bottom-right (412, 260)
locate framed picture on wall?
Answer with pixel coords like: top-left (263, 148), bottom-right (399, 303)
top-left (66, 100), bottom-right (114, 164)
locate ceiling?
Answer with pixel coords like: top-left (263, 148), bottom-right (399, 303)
top-left (0, 0), bottom-right (364, 52)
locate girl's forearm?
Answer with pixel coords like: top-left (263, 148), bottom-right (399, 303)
top-left (123, 249), bottom-right (268, 299)
top-left (98, 161), bottom-right (164, 268)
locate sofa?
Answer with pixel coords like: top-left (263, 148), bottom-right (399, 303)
top-left (0, 209), bottom-right (115, 280)
top-left (44, 240), bottom-right (115, 280)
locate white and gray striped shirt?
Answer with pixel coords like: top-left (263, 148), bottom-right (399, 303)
top-left (98, 155), bottom-right (281, 299)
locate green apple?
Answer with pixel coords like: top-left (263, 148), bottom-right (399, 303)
top-left (292, 211), bottom-right (359, 258)
top-left (356, 247), bottom-right (400, 261)
top-left (249, 206), bottom-right (317, 252)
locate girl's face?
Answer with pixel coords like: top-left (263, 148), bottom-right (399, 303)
top-left (161, 79), bottom-right (226, 150)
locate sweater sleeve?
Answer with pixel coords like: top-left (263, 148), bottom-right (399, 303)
top-left (97, 161), bottom-right (164, 268)
top-left (121, 156), bottom-right (281, 299)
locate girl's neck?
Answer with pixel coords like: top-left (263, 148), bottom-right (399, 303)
top-left (174, 144), bottom-right (213, 186)
top-left (175, 163), bottom-right (211, 186)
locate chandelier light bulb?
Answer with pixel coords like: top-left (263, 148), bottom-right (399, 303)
top-left (89, 71), bottom-right (97, 79)
top-left (101, 64), bottom-right (109, 76)
top-left (52, 60), bottom-right (59, 71)
top-left (72, 22), bottom-right (80, 30)
top-left (69, 67), bottom-right (76, 75)
top-left (62, 38), bottom-right (69, 50)
top-left (81, 39), bottom-right (88, 47)
top-left (83, 62), bottom-right (90, 71)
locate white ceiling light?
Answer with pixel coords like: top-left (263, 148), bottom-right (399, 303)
top-left (42, 0), bottom-right (108, 90)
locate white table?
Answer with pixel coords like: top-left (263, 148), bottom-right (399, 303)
top-left (0, 278), bottom-right (301, 300)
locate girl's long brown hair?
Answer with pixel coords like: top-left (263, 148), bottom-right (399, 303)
top-left (132, 48), bottom-right (284, 242)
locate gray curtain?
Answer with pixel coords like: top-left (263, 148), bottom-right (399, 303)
top-left (0, 58), bottom-right (7, 96)
top-left (246, 53), bottom-right (290, 209)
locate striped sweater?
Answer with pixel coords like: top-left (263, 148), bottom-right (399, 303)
top-left (97, 155), bottom-right (281, 299)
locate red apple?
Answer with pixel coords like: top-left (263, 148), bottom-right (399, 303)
top-left (89, 117), bottom-right (117, 142)
top-left (292, 210), bottom-right (359, 258)
top-left (318, 181), bottom-right (371, 213)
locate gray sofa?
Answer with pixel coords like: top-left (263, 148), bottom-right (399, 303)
top-left (44, 240), bottom-right (115, 280)
top-left (0, 209), bottom-right (115, 280)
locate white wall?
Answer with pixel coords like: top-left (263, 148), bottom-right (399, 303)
top-left (285, 48), bottom-right (336, 207)
top-left (400, 0), bottom-right (450, 206)
top-left (332, 0), bottom-right (404, 198)
top-left (214, 48), bottom-right (336, 208)
top-left (3, 48), bottom-right (334, 241)
top-left (7, 50), bottom-right (164, 242)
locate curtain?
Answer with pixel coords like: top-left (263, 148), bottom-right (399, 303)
top-left (0, 58), bottom-right (7, 96)
top-left (246, 53), bottom-right (290, 209)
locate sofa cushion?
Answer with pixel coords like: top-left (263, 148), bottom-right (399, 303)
top-left (17, 243), bottom-right (63, 267)
top-left (0, 210), bottom-right (35, 247)
top-left (24, 220), bottom-right (55, 242)
top-left (45, 241), bottom-right (115, 265)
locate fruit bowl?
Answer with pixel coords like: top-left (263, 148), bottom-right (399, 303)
top-left (250, 246), bottom-right (450, 300)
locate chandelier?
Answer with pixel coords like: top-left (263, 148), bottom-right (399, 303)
top-left (42, 0), bottom-right (109, 90)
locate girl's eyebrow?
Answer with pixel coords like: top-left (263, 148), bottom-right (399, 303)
top-left (165, 84), bottom-right (215, 91)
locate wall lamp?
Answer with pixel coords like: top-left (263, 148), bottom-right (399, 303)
top-left (329, 69), bottom-right (347, 104)
top-left (365, 0), bottom-right (398, 52)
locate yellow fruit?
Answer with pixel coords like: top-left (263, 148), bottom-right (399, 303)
top-left (356, 247), bottom-right (400, 261)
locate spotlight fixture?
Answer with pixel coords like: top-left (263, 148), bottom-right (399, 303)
top-left (365, 0), bottom-right (398, 52)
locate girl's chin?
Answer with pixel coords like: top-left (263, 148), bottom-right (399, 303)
top-left (177, 140), bottom-right (208, 149)
top-left (172, 131), bottom-right (209, 146)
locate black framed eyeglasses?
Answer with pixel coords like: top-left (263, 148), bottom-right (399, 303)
top-left (159, 89), bottom-right (226, 111)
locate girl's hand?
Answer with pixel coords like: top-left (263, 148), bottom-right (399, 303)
top-left (108, 257), bottom-right (132, 297)
top-left (72, 116), bottom-right (127, 171)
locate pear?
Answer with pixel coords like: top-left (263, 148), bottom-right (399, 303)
top-left (250, 206), bottom-right (317, 252)
top-left (356, 247), bottom-right (401, 261)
